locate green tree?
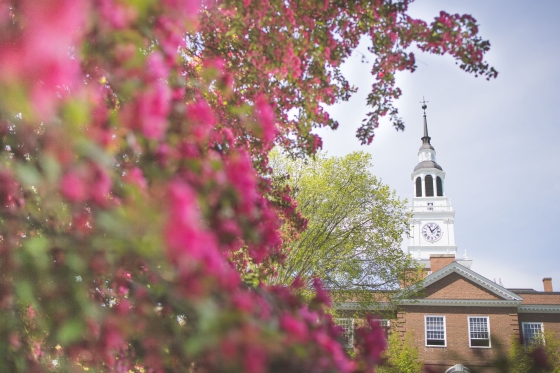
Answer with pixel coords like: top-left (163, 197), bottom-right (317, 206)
top-left (508, 332), bottom-right (560, 373)
top-left (269, 150), bottom-right (421, 306)
top-left (378, 332), bottom-right (423, 373)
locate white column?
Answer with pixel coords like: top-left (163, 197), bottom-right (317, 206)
top-left (421, 175), bottom-right (426, 197)
top-left (413, 179), bottom-right (417, 197)
top-left (432, 174), bottom-right (437, 197)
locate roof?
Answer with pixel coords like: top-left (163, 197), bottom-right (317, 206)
top-left (414, 160), bottom-right (443, 171)
top-left (396, 262), bottom-right (524, 307)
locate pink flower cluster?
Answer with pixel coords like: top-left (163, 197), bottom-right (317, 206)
top-left (0, 0), bottom-right (86, 119)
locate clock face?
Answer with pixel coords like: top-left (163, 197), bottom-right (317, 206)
top-left (422, 223), bottom-right (442, 242)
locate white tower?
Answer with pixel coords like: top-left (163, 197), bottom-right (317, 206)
top-left (407, 101), bottom-right (472, 269)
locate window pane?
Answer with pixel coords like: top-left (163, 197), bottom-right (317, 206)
top-left (469, 317), bottom-right (490, 348)
top-left (436, 176), bottom-right (443, 196)
top-left (426, 316), bottom-right (445, 346)
top-left (523, 323), bottom-right (543, 346)
top-left (335, 318), bottom-right (354, 348)
top-left (416, 177), bottom-right (422, 197)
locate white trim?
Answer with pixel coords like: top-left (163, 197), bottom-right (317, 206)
top-left (399, 299), bottom-right (521, 307)
top-left (468, 316), bottom-right (491, 348)
top-left (425, 315), bottom-right (447, 347)
top-left (335, 302), bottom-right (393, 310)
top-left (417, 263), bottom-right (523, 301)
top-left (375, 319), bottom-right (390, 328)
top-left (518, 305), bottom-right (560, 313)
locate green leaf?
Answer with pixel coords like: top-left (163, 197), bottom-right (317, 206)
top-left (15, 164), bottom-right (41, 189)
top-left (15, 281), bottom-right (35, 305)
top-left (57, 319), bottom-right (85, 344)
top-left (24, 237), bottom-right (50, 270)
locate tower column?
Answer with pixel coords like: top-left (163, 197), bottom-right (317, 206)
top-left (432, 174), bottom-right (437, 197)
top-left (421, 175), bottom-right (426, 197)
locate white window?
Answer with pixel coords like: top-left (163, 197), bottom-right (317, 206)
top-left (377, 319), bottom-right (390, 328)
top-left (335, 318), bottom-right (354, 348)
top-left (425, 316), bottom-right (446, 347)
top-left (375, 319), bottom-right (391, 339)
top-left (468, 316), bottom-right (491, 348)
top-left (522, 322), bottom-right (544, 346)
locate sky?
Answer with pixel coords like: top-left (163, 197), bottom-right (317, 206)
top-left (317, 0), bottom-right (560, 291)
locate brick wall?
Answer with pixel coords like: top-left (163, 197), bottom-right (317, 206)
top-left (518, 293), bottom-right (560, 304)
top-left (430, 254), bottom-right (455, 272)
top-left (399, 305), bottom-right (518, 373)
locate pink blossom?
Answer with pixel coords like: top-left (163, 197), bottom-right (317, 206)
top-left (255, 95), bottom-right (277, 145)
top-left (232, 292), bottom-right (253, 313)
top-left (243, 346), bottom-right (266, 373)
top-left (104, 323), bottom-right (125, 352)
top-left (155, 16), bottom-right (188, 57)
top-left (162, 0), bottom-right (201, 18)
top-left (0, 0), bottom-right (87, 119)
top-left (186, 99), bottom-right (216, 141)
top-left (313, 278), bottom-right (332, 307)
top-left (138, 81), bottom-right (171, 140)
top-left (164, 180), bottom-right (225, 278)
top-left (98, 0), bottom-right (137, 29)
top-left (156, 143), bottom-right (172, 166)
top-left (9, 333), bottom-right (20, 348)
top-left (354, 316), bottom-right (387, 366)
top-left (147, 52), bottom-right (169, 81)
top-left (279, 314), bottom-right (307, 341)
top-left (124, 167), bottom-right (147, 190)
top-left (60, 171), bottom-right (88, 203)
top-left (225, 150), bottom-right (257, 213)
top-left (91, 165), bottom-right (112, 205)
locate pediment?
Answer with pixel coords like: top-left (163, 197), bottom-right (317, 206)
top-left (421, 272), bottom-right (504, 300)
top-left (400, 262), bottom-right (523, 303)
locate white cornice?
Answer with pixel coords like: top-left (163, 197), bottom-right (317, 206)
top-left (398, 299), bottom-right (522, 307)
top-left (413, 262), bottom-right (524, 302)
top-left (336, 302), bottom-right (393, 310)
top-left (518, 305), bottom-right (560, 313)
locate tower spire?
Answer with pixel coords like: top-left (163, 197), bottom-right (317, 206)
top-left (420, 97), bottom-right (431, 147)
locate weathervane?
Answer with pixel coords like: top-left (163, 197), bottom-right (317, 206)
top-left (420, 96), bottom-right (429, 115)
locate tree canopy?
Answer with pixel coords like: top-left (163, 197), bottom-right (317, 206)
top-left (0, 0), bottom-right (496, 372)
top-left (270, 150), bottom-right (419, 306)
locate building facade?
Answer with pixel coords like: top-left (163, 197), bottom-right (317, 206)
top-left (337, 103), bottom-right (560, 372)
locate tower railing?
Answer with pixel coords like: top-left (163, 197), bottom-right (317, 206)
top-left (410, 205), bottom-right (454, 212)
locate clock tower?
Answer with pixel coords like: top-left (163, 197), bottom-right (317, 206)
top-left (407, 102), bottom-right (472, 269)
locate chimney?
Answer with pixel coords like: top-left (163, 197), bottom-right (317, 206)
top-left (430, 254), bottom-right (455, 273)
top-left (543, 278), bottom-right (553, 292)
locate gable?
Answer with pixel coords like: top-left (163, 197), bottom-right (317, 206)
top-left (396, 262), bottom-right (524, 305)
top-left (419, 272), bottom-right (504, 300)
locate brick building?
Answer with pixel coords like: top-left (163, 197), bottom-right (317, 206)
top-left (396, 256), bottom-right (560, 372)
top-left (336, 104), bottom-right (560, 372)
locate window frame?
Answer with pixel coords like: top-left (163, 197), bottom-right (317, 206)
top-left (425, 315), bottom-right (447, 347)
top-left (436, 176), bottom-right (444, 196)
top-left (415, 177), bottom-right (422, 197)
top-left (522, 322), bottom-right (544, 347)
top-left (425, 175), bottom-right (434, 197)
top-left (335, 318), bottom-right (354, 348)
top-left (468, 316), bottom-right (491, 348)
